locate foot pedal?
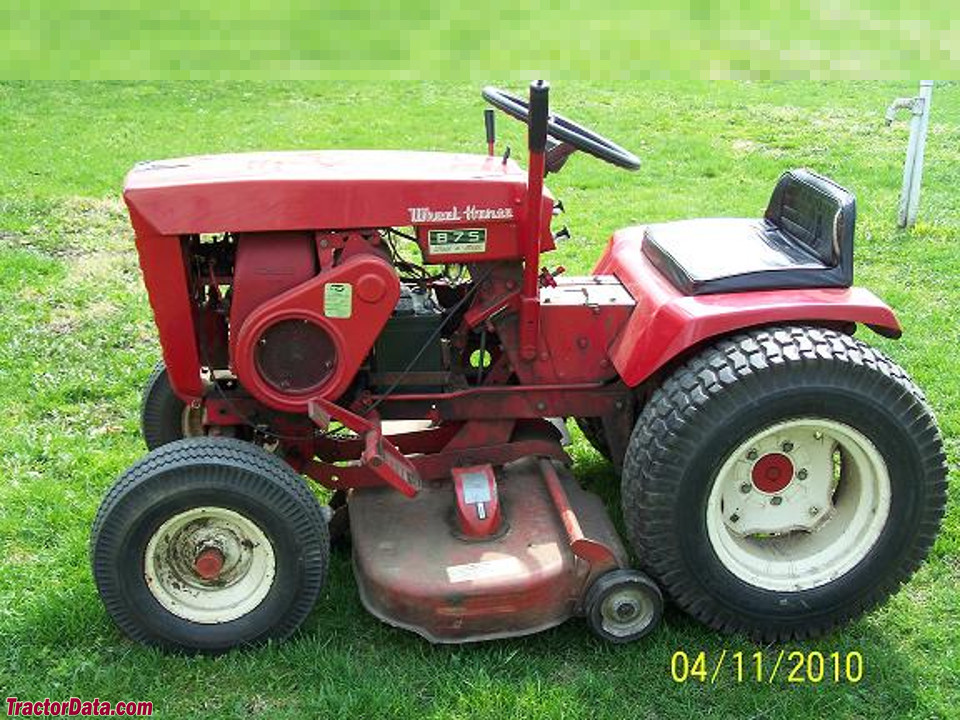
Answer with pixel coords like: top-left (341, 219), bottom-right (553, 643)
top-left (308, 397), bottom-right (421, 497)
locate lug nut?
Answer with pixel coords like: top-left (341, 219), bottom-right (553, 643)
top-left (781, 441), bottom-right (794, 453)
top-left (740, 482), bottom-right (752, 494)
top-left (809, 506), bottom-right (820, 516)
top-left (746, 449), bottom-right (758, 461)
top-left (797, 468), bottom-right (808, 480)
top-left (730, 513), bottom-right (740, 523)
top-left (770, 496), bottom-right (783, 506)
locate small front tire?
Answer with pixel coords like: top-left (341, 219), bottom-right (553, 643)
top-left (91, 437), bottom-right (329, 652)
top-left (575, 417), bottom-right (612, 462)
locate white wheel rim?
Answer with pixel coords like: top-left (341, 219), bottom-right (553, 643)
top-left (144, 506), bottom-right (276, 624)
top-left (706, 418), bottom-right (891, 592)
top-left (599, 586), bottom-right (657, 638)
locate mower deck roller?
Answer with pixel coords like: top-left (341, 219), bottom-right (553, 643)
top-left (93, 80), bottom-right (946, 653)
top-left (349, 457), bottom-right (653, 643)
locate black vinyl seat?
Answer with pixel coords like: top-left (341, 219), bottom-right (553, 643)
top-left (642, 169), bottom-right (855, 295)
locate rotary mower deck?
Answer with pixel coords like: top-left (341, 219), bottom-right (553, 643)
top-left (90, 82), bottom-right (947, 652)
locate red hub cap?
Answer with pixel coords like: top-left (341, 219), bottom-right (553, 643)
top-left (751, 453), bottom-right (794, 494)
top-left (194, 547), bottom-right (225, 580)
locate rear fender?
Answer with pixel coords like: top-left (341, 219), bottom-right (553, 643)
top-left (595, 230), bottom-right (901, 388)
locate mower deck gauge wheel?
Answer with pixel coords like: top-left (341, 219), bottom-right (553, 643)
top-left (584, 569), bottom-right (664, 643)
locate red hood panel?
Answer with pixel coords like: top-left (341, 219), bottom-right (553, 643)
top-left (124, 150), bottom-right (543, 235)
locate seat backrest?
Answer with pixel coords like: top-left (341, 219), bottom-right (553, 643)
top-left (764, 168), bottom-right (855, 269)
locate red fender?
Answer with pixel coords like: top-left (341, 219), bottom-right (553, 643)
top-left (594, 228), bottom-right (902, 387)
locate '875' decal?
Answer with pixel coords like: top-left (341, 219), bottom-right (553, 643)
top-left (427, 228), bottom-right (486, 255)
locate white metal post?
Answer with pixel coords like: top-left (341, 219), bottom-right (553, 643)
top-left (904, 81), bottom-right (933, 227)
top-left (885, 81), bottom-right (933, 228)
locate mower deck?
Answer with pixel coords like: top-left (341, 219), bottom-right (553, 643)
top-left (349, 458), bottom-right (627, 643)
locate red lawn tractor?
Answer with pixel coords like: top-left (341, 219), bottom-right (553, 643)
top-left (92, 82), bottom-right (947, 652)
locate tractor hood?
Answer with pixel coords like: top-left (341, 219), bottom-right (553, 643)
top-left (124, 150), bottom-right (552, 236)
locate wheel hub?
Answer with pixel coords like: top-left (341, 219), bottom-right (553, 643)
top-left (600, 587), bottom-right (655, 637)
top-left (194, 546), bottom-right (226, 580)
top-left (707, 418), bottom-right (892, 591)
top-left (614, 599), bottom-right (639, 622)
top-left (718, 426), bottom-right (838, 537)
top-left (144, 506), bottom-right (276, 624)
top-left (751, 452), bottom-right (794, 493)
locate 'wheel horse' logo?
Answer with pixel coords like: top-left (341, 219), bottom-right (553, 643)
top-left (408, 205), bottom-right (514, 223)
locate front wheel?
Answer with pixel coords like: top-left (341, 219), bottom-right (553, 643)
top-left (91, 437), bottom-right (329, 652)
top-left (622, 326), bottom-right (947, 641)
top-left (140, 361), bottom-right (204, 450)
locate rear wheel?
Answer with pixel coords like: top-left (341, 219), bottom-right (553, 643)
top-left (622, 326), bottom-right (947, 641)
top-left (91, 437), bottom-right (329, 652)
top-left (140, 361), bottom-right (204, 450)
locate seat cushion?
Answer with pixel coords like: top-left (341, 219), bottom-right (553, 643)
top-left (642, 217), bottom-right (850, 296)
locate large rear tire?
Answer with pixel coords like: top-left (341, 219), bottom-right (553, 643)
top-left (91, 437), bottom-right (329, 652)
top-left (622, 326), bottom-right (947, 641)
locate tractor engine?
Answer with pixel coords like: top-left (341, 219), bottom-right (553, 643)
top-left (369, 284), bottom-right (447, 393)
top-left (194, 229), bottom-right (457, 417)
top-left (223, 230), bottom-right (399, 412)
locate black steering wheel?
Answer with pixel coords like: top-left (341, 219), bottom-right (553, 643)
top-left (482, 86), bottom-right (640, 171)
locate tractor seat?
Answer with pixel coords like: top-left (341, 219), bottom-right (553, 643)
top-left (642, 169), bottom-right (855, 295)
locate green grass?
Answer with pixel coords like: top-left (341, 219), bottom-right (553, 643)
top-left (0, 82), bottom-right (958, 719)
top-left (3, 2), bottom-right (957, 81)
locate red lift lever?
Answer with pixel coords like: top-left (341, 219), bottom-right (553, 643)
top-left (540, 459), bottom-right (618, 565)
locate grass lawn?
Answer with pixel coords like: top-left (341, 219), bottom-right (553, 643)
top-left (0, 81), bottom-right (958, 719)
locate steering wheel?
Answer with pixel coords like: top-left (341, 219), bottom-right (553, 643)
top-left (482, 86), bottom-right (640, 171)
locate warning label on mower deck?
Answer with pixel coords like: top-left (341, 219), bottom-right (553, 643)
top-left (324, 283), bottom-right (352, 318)
top-left (427, 228), bottom-right (486, 255)
top-left (446, 556), bottom-right (523, 583)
